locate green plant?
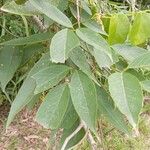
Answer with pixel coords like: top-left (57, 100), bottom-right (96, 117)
top-left (0, 0), bottom-right (150, 149)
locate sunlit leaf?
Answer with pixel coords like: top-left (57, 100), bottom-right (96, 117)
top-left (108, 14), bottom-right (130, 45)
top-left (129, 12), bottom-right (150, 45)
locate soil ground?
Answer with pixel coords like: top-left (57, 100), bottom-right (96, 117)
top-left (0, 101), bottom-right (150, 150)
top-left (0, 102), bottom-right (50, 150)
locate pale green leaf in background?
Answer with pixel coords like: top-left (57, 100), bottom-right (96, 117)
top-left (129, 12), bottom-right (150, 45)
top-left (108, 14), bottom-right (130, 45)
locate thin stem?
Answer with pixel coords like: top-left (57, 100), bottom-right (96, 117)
top-left (0, 24), bottom-right (19, 37)
top-left (1, 16), bottom-right (6, 37)
top-left (131, 0), bottom-right (136, 12)
top-left (21, 15), bottom-right (29, 37)
top-left (31, 16), bottom-right (47, 32)
top-left (76, 0), bottom-right (80, 28)
top-left (61, 122), bottom-right (84, 150)
top-left (87, 131), bottom-right (98, 150)
top-left (81, 121), bottom-right (99, 150)
top-left (3, 90), bottom-right (12, 104)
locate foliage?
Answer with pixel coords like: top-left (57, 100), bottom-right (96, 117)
top-left (0, 0), bottom-right (150, 149)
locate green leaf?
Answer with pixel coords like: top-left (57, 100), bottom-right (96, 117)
top-left (93, 48), bottom-right (113, 68)
top-left (30, 0), bottom-right (73, 28)
top-left (60, 99), bottom-right (78, 129)
top-left (126, 69), bottom-right (145, 81)
top-left (81, 0), bottom-right (92, 14)
top-left (28, 52), bottom-right (52, 77)
top-left (57, 0), bottom-right (68, 12)
top-left (129, 12), bottom-right (150, 45)
top-left (6, 53), bottom-right (52, 128)
top-left (15, 0), bottom-right (28, 5)
top-left (35, 84), bottom-right (70, 129)
top-left (26, 94), bottom-right (41, 110)
top-left (32, 64), bottom-right (70, 94)
top-left (60, 120), bottom-right (85, 150)
top-left (108, 72), bottom-right (143, 128)
top-left (69, 47), bottom-right (98, 84)
top-left (76, 28), bottom-right (113, 64)
top-left (83, 20), bottom-right (107, 35)
top-left (141, 80), bottom-right (150, 92)
top-left (70, 6), bottom-right (106, 35)
top-left (22, 43), bottom-right (45, 65)
top-left (0, 46), bottom-right (23, 91)
top-left (0, 32), bottom-right (52, 45)
top-left (128, 52), bottom-right (150, 69)
top-left (108, 14), bottom-right (130, 45)
top-left (97, 86), bottom-right (130, 134)
top-left (6, 77), bottom-right (36, 128)
top-left (69, 70), bottom-right (97, 132)
top-left (1, 1), bottom-right (40, 16)
top-left (112, 44), bottom-right (147, 62)
top-left (50, 29), bottom-right (79, 63)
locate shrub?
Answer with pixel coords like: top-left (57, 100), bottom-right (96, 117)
top-left (0, 0), bottom-right (150, 149)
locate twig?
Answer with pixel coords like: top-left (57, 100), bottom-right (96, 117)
top-left (87, 131), bottom-right (97, 150)
top-left (1, 16), bottom-right (5, 37)
top-left (61, 122), bottom-right (84, 150)
top-left (0, 24), bottom-right (19, 37)
top-left (31, 16), bottom-right (47, 32)
top-left (21, 15), bottom-right (29, 37)
top-left (125, 0), bottom-right (131, 5)
top-left (81, 121), bottom-right (98, 150)
top-left (3, 90), bottom-right (12, 104)
top-left (76, 0), bottom-right (80, 28)
top-left (131, 0), bottom-right (136, 12)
